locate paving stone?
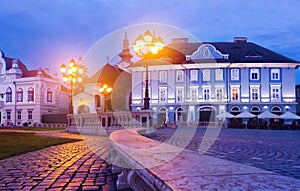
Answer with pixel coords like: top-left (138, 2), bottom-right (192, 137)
top-left (0, 130), bottom-right (117, 190)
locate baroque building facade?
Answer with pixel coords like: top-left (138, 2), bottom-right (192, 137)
top-left (130, 37), bottom-right (299, 125)
top-left (0, 50), bottom-right (69, 126)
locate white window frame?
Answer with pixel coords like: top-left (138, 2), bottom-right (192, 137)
top-left (190, 86), bottom-right (198, 101)
top-left (176, 87), bottom-right (184, 102)
top-left (17, 110), bottom-right (22, 120)
top-left (271, 69), bottom-right (280, 80)
top-left (230, 85), bottom-right (240, 101)
top-left (215, 87), bottom-right (224, 101)
top-left (250, 85), bottom-right (260, 101)
top-left (202, 69), bottom-right (210, 81)
top-left (270, 85), bottom-right (281, 101)
top-left (159, 71), bottom-right (167, 83)
top-left (231, 69), bottom-right (239, 81)
top-left (190, 70), bottom-right (198, 81)
top-left (176, 70), bottom-right (184, 82)
top-left (250, 68), bottom-right (260, 80)
top-left (159, 87), bottom-right (167, 103)
top-left (203, 87), bottom-right (210, 101)
top-left (6, 111), bottom-right (11, 120)
top-left (215, 69), bottom-right (223, 81)
top-left (28, 110), bottom-right (33, 120)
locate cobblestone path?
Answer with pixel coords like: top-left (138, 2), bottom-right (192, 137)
top-left (145, 128), bottom-right (300, 180)
top-left (0, 130), bottom-right (119, 191)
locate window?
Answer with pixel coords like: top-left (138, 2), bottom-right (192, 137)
top-left (176, 70), bottom-right (184, 82)
top-left (190, 70), bottom-right (198, 81)
top-left (28, 110), bottom-right (33, 120)
top-left (47, 89), bottom-right (52, 103)
top-left (231, 69), bottom-right (239, 80)
top-left (271, 69), bottom-right (280, 80)
top-left (250, 68), bottom-right (260, 80)
top-left (231, 86), bottom-right (240, 101)
top-left (190, 87), bottom-right (198, 101)
top-left (216, 88), bottom-right (223, 101)
top-left (17, 110), bottom-right (22, 120)
top-left (176, 88), bottom-right (184, 102)
top-left (16, 88), bottom-right (23, 102)
top-left (202, 69), bottom-right (210, 81)
top-left (159, 71), bottom-right (167, 83)
top-left (6, 88), bottom-right (12, 103)
top-left (28, 88), bottom-right (34, 102)
top-left (271, 85), bottom-right (281, 101)
top-left (203, 88), bottom-right (210, 101)
top-left (6, 111), bottom-right (11, 120)
top-left (215, 69), bottom-right (223, 81)
top-left (250, 87), bottom-right (259, 101)
top-left (159, 88), bottom-right (167, 102)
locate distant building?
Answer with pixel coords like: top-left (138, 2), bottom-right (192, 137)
top-left (130, 37), bottom-right (300, 125)
top-left (0, 50), bottom-right (69, 126)
top-left (73, 33), bottom-right (132, 114)
top-left (296, 84), bottom-right (300, 115)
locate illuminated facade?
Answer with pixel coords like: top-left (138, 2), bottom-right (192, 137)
top-left (0, 50), bottom-right (69, 126)
top-left (130, 37), bottom-right (299, 124)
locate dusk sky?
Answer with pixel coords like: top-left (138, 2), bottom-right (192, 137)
top-left (1, 0), bottom-right (300, 83)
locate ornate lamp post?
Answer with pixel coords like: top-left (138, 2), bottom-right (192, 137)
top-left (99, 84), bottom-right (112, 112)
top-left (133, 30), bottom-right (164, 109)
top-left (60, 59), bottom-right (84, 114)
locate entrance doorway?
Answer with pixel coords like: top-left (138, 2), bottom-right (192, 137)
top-left (199, 107), bottom-right (216, 124)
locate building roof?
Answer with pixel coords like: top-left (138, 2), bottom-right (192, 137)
top-left (4, 56), bottom-right (54, 79)
top-left (168, 41), bottom-right (299, 63)
top-left (130, 38), bottom-right (299, 67)
top-left (86, 63), bottom-right (127, 86)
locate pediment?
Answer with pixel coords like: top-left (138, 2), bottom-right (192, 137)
top-left (190, 44), bottom-right (228, 60)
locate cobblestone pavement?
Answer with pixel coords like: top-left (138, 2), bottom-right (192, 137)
top-left (145, 127), bottom-right (300, 180)
top-left (0, 130), bottom-right (119, 191)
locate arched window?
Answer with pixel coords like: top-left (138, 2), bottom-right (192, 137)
top-left (230, 106), bottom-right (240, 113)
top-left (271, 106), bottom-right (282, 114)
top-left (28, 87), bottom-right (34, 102)
top-left (77, 105), bottom-right (90, 114)
top-left (16, 88), bottom-right (23, 102)
top-left (159, 107), bottom-right (167, 112)
top-left (95, 94), bottom-right (100, 107)
top-left (250, 106), bottom-right (261, 115)
top-left (6, 87), bottom-right (12, 103)
top-left (47, 89), bottom-right (52, 102)
top-left (250, 106), bottom-right (260, 112)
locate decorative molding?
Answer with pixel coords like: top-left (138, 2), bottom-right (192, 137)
top-left (190, 44), bottom-right (229, 60)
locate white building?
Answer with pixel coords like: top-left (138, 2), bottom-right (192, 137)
top-left (0, 50), bottom-right (69, 126)
top-left (130, 37), bottom-right (300, 125)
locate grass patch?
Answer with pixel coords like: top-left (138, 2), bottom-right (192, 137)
top-left (0, 127), bottom-right (65, 131)
top-left (0, 132), bottom-right (79, 160)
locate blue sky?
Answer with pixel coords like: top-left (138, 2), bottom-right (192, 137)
top-left (0, 0), bottom-right (300, 83)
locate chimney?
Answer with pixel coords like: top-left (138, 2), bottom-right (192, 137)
top-left (172, 38), bottom-right (189, 44)
top-left (234, 37), bottom-right (247, 43)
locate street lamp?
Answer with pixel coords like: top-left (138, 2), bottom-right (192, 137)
top-left (99, 84), bottom-right (112, 112)
top-left (133, 30), bottom-right (164, 109)
top-left (60, 59), bottom-right (84, 114)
